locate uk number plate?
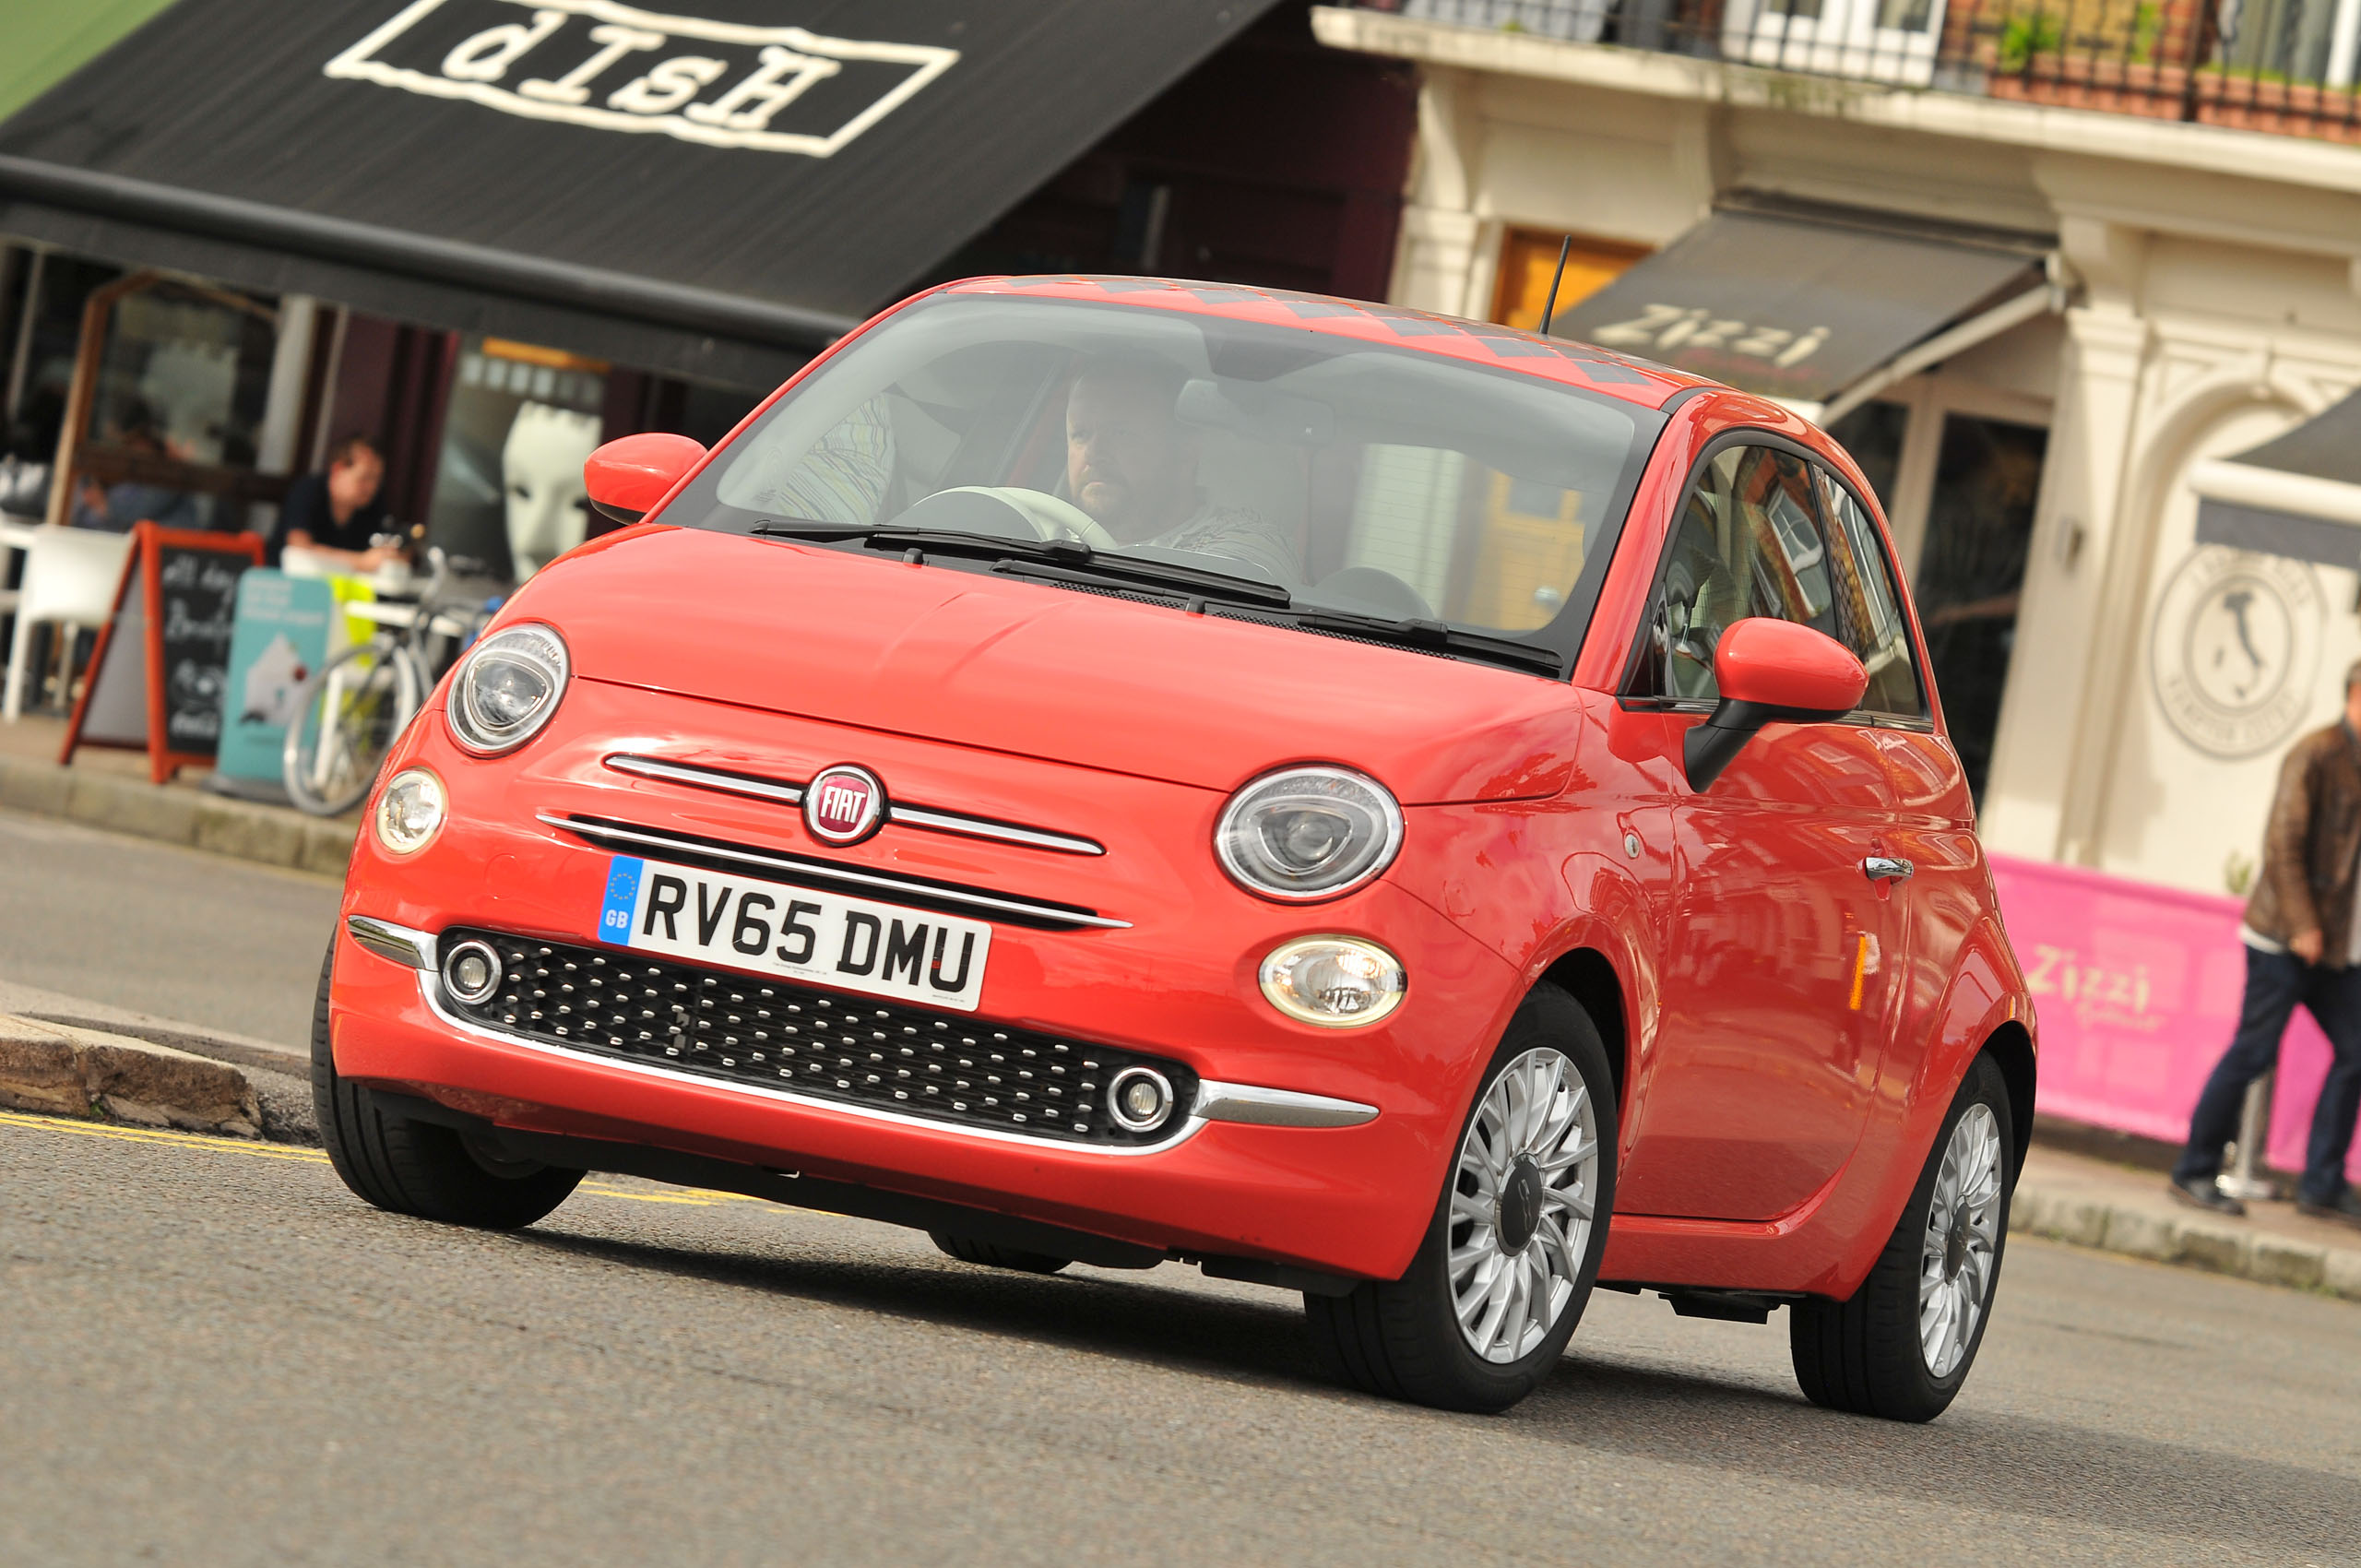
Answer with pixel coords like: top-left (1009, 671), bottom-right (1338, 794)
top-left (598, 856), bottom-right (991, 1012)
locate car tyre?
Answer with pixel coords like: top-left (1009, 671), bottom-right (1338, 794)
top-left (929, 1231), bottom-right (1073, 1274)
top-left (311, 942), bottom-right (582, 1229)
top-left (1304, 983), bottom-right (1617, 1414)
top-left (1788, 1052), bottom-right (2014, 1422)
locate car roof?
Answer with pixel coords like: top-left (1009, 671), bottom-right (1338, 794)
top-left (936, 275), bottom-right (1712, 411)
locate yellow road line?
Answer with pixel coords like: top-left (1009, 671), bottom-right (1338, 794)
top-left (0, 1110), bottom-right (770, 1206)
top-left (0, 1111), bottom-right (328, 1161)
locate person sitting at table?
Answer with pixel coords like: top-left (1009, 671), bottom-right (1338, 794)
top-left (270, 435), bottom-right (400, 571)
top-left (71, 405), bottom-right (203, 533)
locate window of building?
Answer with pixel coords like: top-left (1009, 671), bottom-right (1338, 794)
top-left (1490, 229), bottom-right (1650, 333)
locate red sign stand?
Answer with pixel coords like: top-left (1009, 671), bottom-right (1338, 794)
top-left (59, 521), bottom-right (264, 783)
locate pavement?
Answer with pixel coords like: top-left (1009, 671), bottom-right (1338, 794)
top-left (0, 710), bottom-right (356, 874)
top-left (5, 1110), bottom-right (2355, 1567)
top-left (2017, 1144), bottom-right (2361, 1300)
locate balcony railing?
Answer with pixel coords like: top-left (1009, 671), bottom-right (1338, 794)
top-left (1349, 0), bottom-right (2361, 141)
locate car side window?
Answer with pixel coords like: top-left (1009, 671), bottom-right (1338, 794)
top-left (1810, 466), bottom-right (1927, 719)
top-left (1631, 445), bottom-right (1841, 703)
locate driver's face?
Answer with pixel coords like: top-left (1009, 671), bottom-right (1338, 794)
top-left (1065, 373), bottom-right (1194, 539)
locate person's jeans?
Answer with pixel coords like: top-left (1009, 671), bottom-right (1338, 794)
top-left (2175, 944), bottom-right (2361, 1206)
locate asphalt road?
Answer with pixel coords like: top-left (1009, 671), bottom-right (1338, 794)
top-left (0, 807), bottom-right (339, 1047)
top-left (3, 812), bottom-right (2358, 1564)
top-left (4, 1111), bottom-right (2357, 1568)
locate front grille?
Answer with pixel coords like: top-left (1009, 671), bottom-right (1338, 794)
top-left (441, 928), bottom-right (1196, 1146)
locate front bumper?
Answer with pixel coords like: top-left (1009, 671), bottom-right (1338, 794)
top-left (331, 685), bottom-right (1527, 1280)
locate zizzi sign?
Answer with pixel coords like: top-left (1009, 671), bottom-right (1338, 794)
top-left (1584, 304), bottom-right (1830, 369)
top-left (326, 0), bottom-right (960, 156)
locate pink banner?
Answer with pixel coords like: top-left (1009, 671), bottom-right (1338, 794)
top-left (1987, 852), bottom-right (2360, 1182)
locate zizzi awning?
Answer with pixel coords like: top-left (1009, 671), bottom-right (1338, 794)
top-left (1548, 201), bottom-right (2058, 421)
top-left (0, 0), bottom-right (1272, 386)
top-left (2190, 391), bottom-right (2361, 567)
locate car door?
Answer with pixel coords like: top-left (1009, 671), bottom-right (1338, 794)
top-left (1810, 463), bottom-right (1981, 1106)
top-left (1613, 441), bottom-right (1909, 1222)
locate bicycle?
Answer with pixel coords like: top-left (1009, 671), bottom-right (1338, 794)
top-left (282, 549), bottom-right (504, 816)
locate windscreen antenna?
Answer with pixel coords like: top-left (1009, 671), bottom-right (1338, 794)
top-left (1535, 235), bottom-right (1573, 338)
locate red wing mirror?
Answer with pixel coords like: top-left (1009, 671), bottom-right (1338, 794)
top-left (1682, 618), bottom-right (1869, 792)
top-left (584, 433), bottom-right (707, 527)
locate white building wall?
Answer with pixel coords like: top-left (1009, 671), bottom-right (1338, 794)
top-left (1329, 8), bottom-right (2361, 896)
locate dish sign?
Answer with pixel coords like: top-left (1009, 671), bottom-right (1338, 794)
top-left (61, 522), bottom-right (264, 783)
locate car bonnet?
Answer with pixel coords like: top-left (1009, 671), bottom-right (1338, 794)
top-left (512, 527), bottom-right (1585, 805)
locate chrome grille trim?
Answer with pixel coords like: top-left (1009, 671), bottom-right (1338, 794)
top-left (605, 754), bottom-right (802, 805)
top-left (885, 802), bottom-right (1105, 855)
top-left (603, 753), bottom-right (1105, 856)
top-left (537, 813), bottom-right (1133, 931)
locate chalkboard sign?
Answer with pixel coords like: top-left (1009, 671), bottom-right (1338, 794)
top-left (61, 522), bottom-right (263, 783)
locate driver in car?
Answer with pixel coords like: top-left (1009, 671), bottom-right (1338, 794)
top-left (1065, 357), bottom-right (1300, 586)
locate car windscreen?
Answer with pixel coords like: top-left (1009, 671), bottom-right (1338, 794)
top-left (668, 294), bottom-right (1663, 659)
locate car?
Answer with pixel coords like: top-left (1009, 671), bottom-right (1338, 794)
top-left (319, 274), bottom-right (2035, 1419)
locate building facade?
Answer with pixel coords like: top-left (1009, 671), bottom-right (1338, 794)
top-left (1319, 0), bottom-right (2361, 897)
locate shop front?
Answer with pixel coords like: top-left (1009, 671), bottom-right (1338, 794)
top-left (1, 0), bottom-right (1423, 778)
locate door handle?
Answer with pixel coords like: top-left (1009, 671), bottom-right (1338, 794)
top-left (1863, 856), bottom-right (1915, 884)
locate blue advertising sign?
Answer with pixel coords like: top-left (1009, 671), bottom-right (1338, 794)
top-left (214, 570), bottom-right (337, 786)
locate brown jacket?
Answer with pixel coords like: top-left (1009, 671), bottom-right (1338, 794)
top-left (2245, 721), bottom-right (2361, 963)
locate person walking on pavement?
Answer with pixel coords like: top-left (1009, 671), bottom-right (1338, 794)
top-left (2170, 660), bottom-right (2361, 1226)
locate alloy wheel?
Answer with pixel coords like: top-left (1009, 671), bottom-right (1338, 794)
top-left (1918, 1101), bottom-right (2003, 1379)
top-left (1448, 1046), bottom-right (1601, 1364)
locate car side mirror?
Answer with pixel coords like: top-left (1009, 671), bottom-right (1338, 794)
top-left (584, 433), bottom-right (707, 526)
top-left (1682, 618), bottom-right (1869, 792)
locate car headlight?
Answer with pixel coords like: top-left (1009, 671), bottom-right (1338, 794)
top-left (447, 624), bottom-right (569, 755)
top-left (374, 766), bottom-right (445, 854)
top-left (1215, 766), bottom-right (1403, 901)
top-left (1260, 936), bottom-right (1407, 1027)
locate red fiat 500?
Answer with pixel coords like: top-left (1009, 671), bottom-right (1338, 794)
top-left (321, 277), bottom-right (2033, 1418)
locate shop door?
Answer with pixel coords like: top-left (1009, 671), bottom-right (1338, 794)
top-left (1911, 414), bottom-right (2047, 808)
top-left (1614, 443), bottom-right (1908, 1221)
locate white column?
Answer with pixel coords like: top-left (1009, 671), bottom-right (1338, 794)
top-left (1978, 220), bottom-right (2153, 862)
top-left (1389, 65), bottom-right (1485, 314)
top-left (256, 295), bottom-right (317, 476)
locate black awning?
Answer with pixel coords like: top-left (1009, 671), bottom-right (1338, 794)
top-left (0, 0), bottom-right (1271, 386)
top-left (2193, 390), bottom-right (2361, 566)
top-left (1549, 203), bottom-right (2047, 406)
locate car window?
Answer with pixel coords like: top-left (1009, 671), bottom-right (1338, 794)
top-left (674, 294), bottom-right (1659, 644)
top-left (1629, 445), bottom-right (1844, 703)
top-left (1810, 465), bottom-right (1927, 719)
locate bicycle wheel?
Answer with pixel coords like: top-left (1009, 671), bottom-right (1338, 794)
top-left (283, 642), bottom-right (424, 817)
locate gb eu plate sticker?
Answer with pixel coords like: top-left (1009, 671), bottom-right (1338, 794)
top-left (599, 856), bottom-right (646, 944)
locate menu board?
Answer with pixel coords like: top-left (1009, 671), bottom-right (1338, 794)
top-left (61, 522), bottom-right (263, 783)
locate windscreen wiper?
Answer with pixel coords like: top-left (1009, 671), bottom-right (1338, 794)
top-left (749, 522), bottom-right (1294, 608)
top-left (1292, 611), bottom-right (1565, 679)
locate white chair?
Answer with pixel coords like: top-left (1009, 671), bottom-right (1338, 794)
top-left (4, 528), bottom-right (134, 721)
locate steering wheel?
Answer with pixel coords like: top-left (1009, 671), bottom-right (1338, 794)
top-left (930, 486), bottom-right (1121, 552)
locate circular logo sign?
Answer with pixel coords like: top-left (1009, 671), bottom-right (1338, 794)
top-left (803, 765), bottom-right (886, 845)
top-left (2151, 546), bottom-right (2326, 759)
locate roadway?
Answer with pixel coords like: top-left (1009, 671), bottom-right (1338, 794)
top-left (1, 807), bottom-right (2355, 1565)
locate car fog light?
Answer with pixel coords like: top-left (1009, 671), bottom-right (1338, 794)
top-left (1108, 1066), bottom-right (1176, 1133)
top-left (1259, 937), bottom-right (1407, 1028)
top-left (374, 767), bottom-right (445, 855)
top-left (441, 939), bottom-right (504, 1005)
